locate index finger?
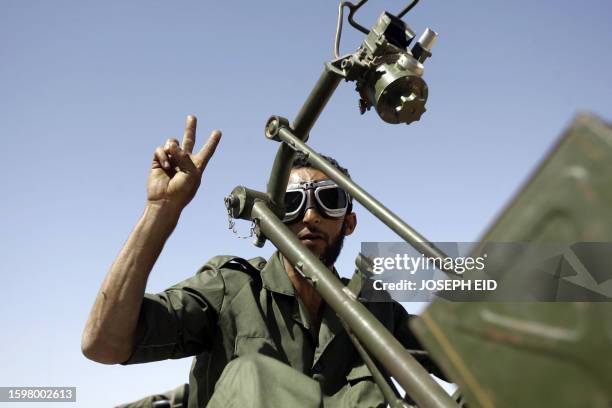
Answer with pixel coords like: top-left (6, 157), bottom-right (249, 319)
top-left (181, 115), bottom-right (197, 154)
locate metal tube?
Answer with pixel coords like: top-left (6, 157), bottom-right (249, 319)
top-left (251, 201), bottom-right (458, 408)
top-left (266, 66), bottom-right (342, 208)
top-left (341, 321), bottom-right (409, 408)
top-left (276, 126), bottom-right (453, 266)
top-left (417, 28), bottom-right (438, 50)
top-left (292, 63), bottom-right (343, 140)
top-left (342, 259), bottom-right (405, 407)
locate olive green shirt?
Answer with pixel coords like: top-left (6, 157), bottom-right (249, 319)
top-left (124, 251), bottom-right (440, 407)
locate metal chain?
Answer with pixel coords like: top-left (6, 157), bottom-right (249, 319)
top-left (226, 207), bottom-right (255, 239)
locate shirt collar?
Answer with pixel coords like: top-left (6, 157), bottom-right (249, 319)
top-left (261, 251), bottom-right (341, 296)
top-left (261, 251), bottom-right (295, 296)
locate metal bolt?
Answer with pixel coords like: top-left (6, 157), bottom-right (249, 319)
top-left (266, 118), bottom-right (279, 139)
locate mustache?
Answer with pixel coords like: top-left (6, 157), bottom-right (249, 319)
top-left (297, 227), bottom-right (328, 240)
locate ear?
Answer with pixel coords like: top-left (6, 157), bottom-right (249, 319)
top-left (343, 212), bottom-right (357, 236)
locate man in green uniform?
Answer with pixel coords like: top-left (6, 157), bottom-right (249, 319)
top-left (82, 115), bottom-right (442, 407)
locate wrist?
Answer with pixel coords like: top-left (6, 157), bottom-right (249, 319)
top-left (144, 200), bottom-right (182, 227)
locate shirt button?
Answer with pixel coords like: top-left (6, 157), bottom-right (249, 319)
top-left (312, 373), bottom-right (325, 383)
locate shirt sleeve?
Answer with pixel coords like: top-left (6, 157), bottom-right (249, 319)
top-left (122, 266), bottom-right (226, 365)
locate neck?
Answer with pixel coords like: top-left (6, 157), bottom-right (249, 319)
top-left (282, 255), bottom-right (326, 328)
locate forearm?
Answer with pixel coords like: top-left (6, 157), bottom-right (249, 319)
top-left (82, 201), bottom-right (181, 364)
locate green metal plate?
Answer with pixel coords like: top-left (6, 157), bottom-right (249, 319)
top-left (411, 114), bottom-right (612, 408)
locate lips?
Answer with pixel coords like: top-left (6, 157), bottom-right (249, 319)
top-left (299, 232), bottom-right (325, 241)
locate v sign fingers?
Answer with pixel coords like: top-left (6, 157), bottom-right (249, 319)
top-left (147, 116), bottom-right (220, 212)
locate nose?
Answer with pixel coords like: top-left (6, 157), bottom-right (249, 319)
top-left (302, 207), bottom-right (322, 225)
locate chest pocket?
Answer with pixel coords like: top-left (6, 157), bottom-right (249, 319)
top-left (345, 364), bottom-right (385, 408)
top-left (230, 292), bottom-right (282, 360)
top-left (234, 335), bottom-right (278, 359)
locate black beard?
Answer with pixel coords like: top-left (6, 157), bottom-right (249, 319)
top-left (319, 220), bottom-right (348, 267)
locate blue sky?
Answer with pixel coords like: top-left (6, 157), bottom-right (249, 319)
top-left (1, 0), bottom-right (611, 406)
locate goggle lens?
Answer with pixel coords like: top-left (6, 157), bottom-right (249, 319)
top-left (284, 191), bottom-right (304, 213)
top-left (317, 187), bottom-right (347, 210)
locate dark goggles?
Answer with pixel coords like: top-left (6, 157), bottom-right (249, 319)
top-left (283, 180), bottom-right (350, 223)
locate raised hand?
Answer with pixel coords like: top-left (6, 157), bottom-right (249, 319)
top-left (82, 115), bottom-right (222, 364)
top-left (147, 115), bottom-right (222, 211)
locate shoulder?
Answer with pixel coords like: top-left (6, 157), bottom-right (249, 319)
top-left (198, 255), bottom-right (267, 274)
top-left (165, 255), bottom-right (268, 313)
top-left (195, 254), bottom-right (267, 293)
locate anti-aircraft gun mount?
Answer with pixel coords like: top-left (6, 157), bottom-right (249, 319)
top-left (223, 1), bottom-right (612, 408)
top-left (224, 1), bottom-right (459, 407)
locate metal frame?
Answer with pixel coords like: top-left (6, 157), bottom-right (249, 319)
top-left (225, 60), bottom-right (458, 407)
top-left (224, 3), bottom-right (458, 405)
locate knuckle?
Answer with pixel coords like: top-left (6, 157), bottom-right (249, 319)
top-left (165, 144), bottom-right (180, 154)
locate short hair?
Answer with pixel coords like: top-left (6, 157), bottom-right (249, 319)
top-left (291, 151), bottom-right (354, 213)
